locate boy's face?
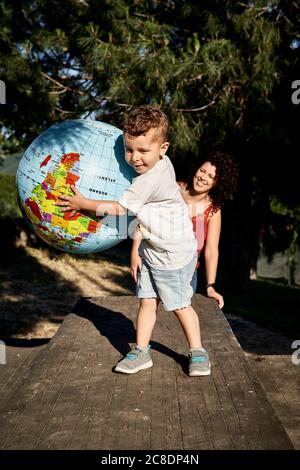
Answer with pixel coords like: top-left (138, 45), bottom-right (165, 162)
top-left (124, 128), bottom-right (169, 175)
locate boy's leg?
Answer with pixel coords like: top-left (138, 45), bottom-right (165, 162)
top-left (143, 253), bottom-right (210, 376)
top-left (174, 306), bottom-right (210, 376)
top-left (173, 305), bottom-right (202, 349)
top-left (136, 298), bottom-right (160, 348)
top-left (114, 298), bottom-right (159, 374)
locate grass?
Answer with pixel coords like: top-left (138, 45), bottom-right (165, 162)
top-left (0, 239), bottom-right (133, 338)
top-left (196, 262), bottom-right (300, 338)
top-left (221, 278), bottom-right (300, 338)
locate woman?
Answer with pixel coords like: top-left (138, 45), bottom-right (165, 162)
top-left (178, 151), bottom-right (238, 309)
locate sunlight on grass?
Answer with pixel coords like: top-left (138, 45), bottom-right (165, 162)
top-left (0, 244), bottom-right (133, 339)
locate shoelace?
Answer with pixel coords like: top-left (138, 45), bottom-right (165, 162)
top-left (126, 349), bottom-right (141, 361)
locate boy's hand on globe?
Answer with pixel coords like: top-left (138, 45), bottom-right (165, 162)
top-left (57, 185), bottom-right (86, 213)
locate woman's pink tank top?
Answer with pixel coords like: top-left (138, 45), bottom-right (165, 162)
top-left (191, 205), bottom-right (212, 268)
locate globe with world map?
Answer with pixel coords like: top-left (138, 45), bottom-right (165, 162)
top-left (16, 119), bottom-right (135, 253)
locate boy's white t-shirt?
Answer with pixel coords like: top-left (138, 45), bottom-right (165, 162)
top-left (119, 155), bottom-right (197, 270)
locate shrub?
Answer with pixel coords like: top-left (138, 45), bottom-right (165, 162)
top-left (0, 174), bottom-right (20, 218)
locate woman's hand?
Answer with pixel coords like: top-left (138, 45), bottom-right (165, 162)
top-left (131, 250), bottom-right (142, 283)
top-left (57, 185), bottom-right (86, 214)
top-left (206, 287), bottom-right (224, 309)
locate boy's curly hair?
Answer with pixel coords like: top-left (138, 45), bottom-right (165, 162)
top-left (124, 105), bottom-right (169, 142)
top-left (186, 151), bottom-right (239, 212)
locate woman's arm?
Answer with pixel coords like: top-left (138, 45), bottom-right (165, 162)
top-left (204, 209), bottom-right (224, 308)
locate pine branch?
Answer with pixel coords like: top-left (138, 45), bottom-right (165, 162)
top-left (54, 106), bottom-right (73, 114)
top-left (183, 73), bottom-right (204, 83)
top-left (177, 99), bottom-right (216, 113)
top-left (40, 71), bottom-right (71, 93)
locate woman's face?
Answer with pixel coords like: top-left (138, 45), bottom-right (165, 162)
top-left (193, 161), bottom-right (217, 194)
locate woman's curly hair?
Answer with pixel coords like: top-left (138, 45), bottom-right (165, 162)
top-left (186, 151), bottom-right (239, 213)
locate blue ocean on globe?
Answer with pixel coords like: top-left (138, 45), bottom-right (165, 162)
top-left (16, 119), bottom-right (135, 253)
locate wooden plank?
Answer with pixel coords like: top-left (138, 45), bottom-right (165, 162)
top-left (194, 295), bottom-right (293, 450)
top-left (225, 314), bottom-right (300, 449)
top-left (0, 341), bottom-right (47, 406)
top-left (169, 302), bottom-right (232, 450)
top-left (0, 315), bottom-right (82, 449)
top-left (246, 354), bottom-right (300, 449)
top-left (0, 295), bottom-right (294, 450)
top-left (150, 308), bottom-right (184, 450)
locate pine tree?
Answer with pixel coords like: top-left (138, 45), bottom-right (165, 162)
top-left (0, 0), bottom-right (299, 286)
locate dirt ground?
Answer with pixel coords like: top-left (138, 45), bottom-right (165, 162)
top-left (0, 241), bottom-right (133, 339)
top-left (1, 239), bottom-right (298, 347)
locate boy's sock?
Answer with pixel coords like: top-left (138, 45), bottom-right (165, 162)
top-left (189, 347), bottom-right (206, 352)
top-left (136, 344), bottom-right (150, 353)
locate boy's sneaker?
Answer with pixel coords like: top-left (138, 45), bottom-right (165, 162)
top-left (114, 345), bottom-right (153, 374)
top-left (188, 348), bottom-right (211, 376)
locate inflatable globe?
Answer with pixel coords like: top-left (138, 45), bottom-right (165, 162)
top-left (16, 119), bottom-right (135, 253)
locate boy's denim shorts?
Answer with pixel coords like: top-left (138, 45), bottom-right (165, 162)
top-left (136, 253), bottom-right (197, 311)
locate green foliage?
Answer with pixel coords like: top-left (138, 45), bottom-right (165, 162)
top-left (0, 173), bottom-right (21, 217)
top-left (1, 0), bottom-right (295, 155)
top-left (0, 132), bottom-right (21, 164)
top-left (270, 196), bottom-right (300, 219)
top-left (0, 0), bottom-right (299, 286)
top-left (270, 195), bottom-right (300, 285)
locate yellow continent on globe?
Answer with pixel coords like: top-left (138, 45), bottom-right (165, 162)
top-left (21, 152), bottom-right (99, 250)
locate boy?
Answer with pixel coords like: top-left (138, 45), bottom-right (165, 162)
top-left (57, 105), bottom-right (211, 376)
